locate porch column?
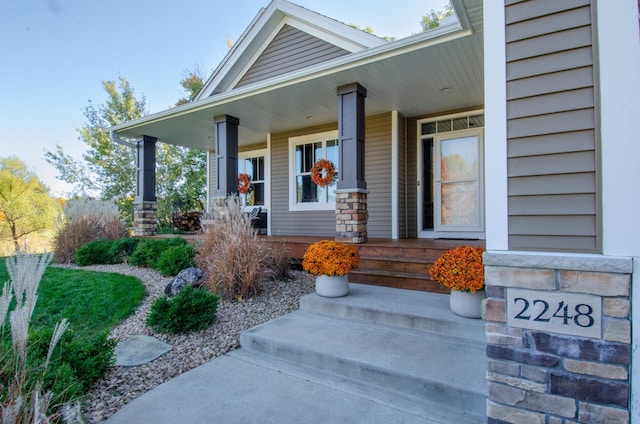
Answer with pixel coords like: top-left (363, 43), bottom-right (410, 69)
top-left (214, 115), bottom-right (240, 198)
top-left (336, 83), bottom-right (368, 244)
top-left (134, 135), bottom-right (158, 236)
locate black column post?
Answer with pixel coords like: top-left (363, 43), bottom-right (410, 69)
top-left (134, 135), bottom-right (158, 236)
top-left (136, 135), bottom-right (157, 202)
top-left (214, 115), bottom-right (240, 197)
top-left (337, 83), bottom-right (366, 190)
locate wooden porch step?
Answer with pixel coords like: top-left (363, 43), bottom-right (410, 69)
top-left (348, 268), bottom-right (449, 293)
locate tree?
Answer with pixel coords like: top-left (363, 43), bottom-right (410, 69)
top-left (421, 3), bottom-right (454, 31)
top-left (0, 156), bottom-right (61, 252)
top-left (45, 77), bottom-right (145, 223)
top-left (46, 74), bottom-right (207, 229)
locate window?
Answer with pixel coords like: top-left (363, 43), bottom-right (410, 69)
top-left (238, 150), bottom-right (267, 208)
top-left (289, 131), bottom-right (339, 211)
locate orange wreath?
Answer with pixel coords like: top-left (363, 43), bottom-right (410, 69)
top-left (310, 159), bottom-right (336, 187)
top-left (238, 173), bottom-right (251, 194)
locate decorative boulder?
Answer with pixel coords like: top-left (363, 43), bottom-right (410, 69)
top-left (165, 267), bottom-right (205, 297)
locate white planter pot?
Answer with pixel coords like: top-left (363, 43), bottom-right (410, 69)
top-left (449, 289), bottom-right (486, 319)
top-left (315, 274), bottom-right (349, 298)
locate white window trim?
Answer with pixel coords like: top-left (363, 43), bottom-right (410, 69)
top-left (239, 148), bottom-right (269, 212)
top-left (288, 130), bottom-right (339, 211)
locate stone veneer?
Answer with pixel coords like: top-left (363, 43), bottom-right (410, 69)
top-left (133, 202), bottom-right (157, 236)
top-left (484, 252), bottom-right (632, 424)
top-left (335, 189), bottom-right (368, 244)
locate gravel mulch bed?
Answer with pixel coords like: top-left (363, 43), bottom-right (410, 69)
top-left (54, 264), bottom-right (315, 423)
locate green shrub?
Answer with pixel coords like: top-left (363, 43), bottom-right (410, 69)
top-left (75, 239), bottom-right (117, 266)
top-left (108, 237), bottom-right (141, 262)
top-left (146, 285), bottom-right (219, 334)
top-left (155, 244), bottom-right (195, 276)
top-left (130, 237), bottom-right (187, 268)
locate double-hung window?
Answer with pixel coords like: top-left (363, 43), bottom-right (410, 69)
top-left (238, 150), bottom-right (266, 208)
top-left (289, 130), bottom-right (339, 211)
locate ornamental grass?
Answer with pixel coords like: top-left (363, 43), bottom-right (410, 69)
top-left (429, 246), bottom-right (485, 293)
top-left (302, 240), bottom-right (359, 277)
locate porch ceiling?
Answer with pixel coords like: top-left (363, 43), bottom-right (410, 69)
top-left (111, 0), bottom-right (483, 151)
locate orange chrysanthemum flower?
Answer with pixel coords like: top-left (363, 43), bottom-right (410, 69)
top-left (429, 246), bottom-right (485, 293)
top-left (302, 240), bottom-right (359, 276)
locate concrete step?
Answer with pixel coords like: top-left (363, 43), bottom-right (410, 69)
top-left (239, 284), bottom-right (487, 421)
top-left (300, 283), bottom-right (482, 342)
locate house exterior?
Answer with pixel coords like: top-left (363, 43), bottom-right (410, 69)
top-left (110, 0), bottom-right (640, 421)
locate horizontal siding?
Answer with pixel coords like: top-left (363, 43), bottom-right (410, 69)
top-left (508, 151), bottom-right (595, 177)
top-left (406, 116), bottom-right (418, 238)
top-left (365, 113), bottom-right (393, 238)
top-left (270, 123), bottom-right (337, 237)
top-left (505, 0), bottom-right (590, 24)
top-left (507, 87), bottom-right (594, 120)
top-left (507, 46), bottom-right (593, 81)
top-left (509, 193), bottom-right (596, 215)
top-left (506, 5), bottom-right (591, 42)
top-left (505, 0), bottom-right (598, 252)
top-left (509, 216), bottom-right (596, 237)
top-left (508, 173), bottom-right (596, 196)
top-left (508, 130), bottom-right (595, 158)
top-left (397, 114), bottom-right (407, 238)
top-left (507, 67), bottom-right (594, 100)
top-left (236, 25), bottom-right (349, 88)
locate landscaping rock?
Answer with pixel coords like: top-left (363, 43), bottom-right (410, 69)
top-left (164, 267), bottom-right (205, 297)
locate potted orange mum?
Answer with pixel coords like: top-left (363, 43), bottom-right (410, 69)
top-left (429, 246), bottom-right (485, 318)
top-left (302, 240), bottom-right (359, 297)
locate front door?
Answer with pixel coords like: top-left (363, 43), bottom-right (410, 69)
top-left (418, 114), bottom-right (484, 238)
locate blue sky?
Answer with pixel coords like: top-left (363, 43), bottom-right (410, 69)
top-left (0, 0), bottom-right (448, 196)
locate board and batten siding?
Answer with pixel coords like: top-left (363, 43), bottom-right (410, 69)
top-left (505, 0), bottom-right (598, 252)
top-left (235, 24), bottom-right (350, 89)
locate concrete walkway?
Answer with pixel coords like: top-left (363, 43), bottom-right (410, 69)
top-left (106, 284), bottom-right (486, 424)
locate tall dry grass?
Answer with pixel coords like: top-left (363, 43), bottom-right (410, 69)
top-left (53, 198), bottom-right (128, 264)
top-left (0, 253), bottom-right (81, 423)
top-left (195, 195), bottom-right (271, 299)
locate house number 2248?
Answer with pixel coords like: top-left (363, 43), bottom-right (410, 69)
top-left (506, 289), bottom-right (601, 338)
top-left (513, 298), bottom-right (594, 328)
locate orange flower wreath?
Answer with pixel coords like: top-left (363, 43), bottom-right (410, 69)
top-left (310, 159), bottom-right (336, 187)
top-left (238, 173), bottom-right (251, 194)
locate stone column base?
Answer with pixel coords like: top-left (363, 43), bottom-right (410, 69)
top-left (335, 189), bottom-right (368, 244)
top-left (134, 202), bottom-right (157, 236)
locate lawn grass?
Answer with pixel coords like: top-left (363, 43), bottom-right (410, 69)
top-left (0, 259), bottom-right (146, 340)
top-left (0, 256), bottom-right (146, 404)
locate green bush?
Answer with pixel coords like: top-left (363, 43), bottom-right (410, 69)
top-left (108, 237), bottom-right (141, 262)
top-left (75, 239), bottom-right (117, 266)
top-left (146, 285), bottom-right (219, 334)
top-left (155, 244), bottom-right (195, 276)
top-left (130, 237), bottom-right (187, 268)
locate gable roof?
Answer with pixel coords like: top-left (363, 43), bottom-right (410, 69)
top-left (197, 0), bottom-right (387, 98)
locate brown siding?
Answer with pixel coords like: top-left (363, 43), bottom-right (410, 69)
top-left (397, 114), bottom-right (407, 238)
top-left (505, 0), bottom-right (598, 252)
top-left (269, 115), bottom-right (393, 238)
top-left (235, 25), bottom-right (349, 89)
top-left (365, 113), bottom-right (393, 238)
top-left (270, 123), bottom-right (338, 237)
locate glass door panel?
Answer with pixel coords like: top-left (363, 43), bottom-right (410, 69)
top-left (435, 134), bottom-right (483, 232)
